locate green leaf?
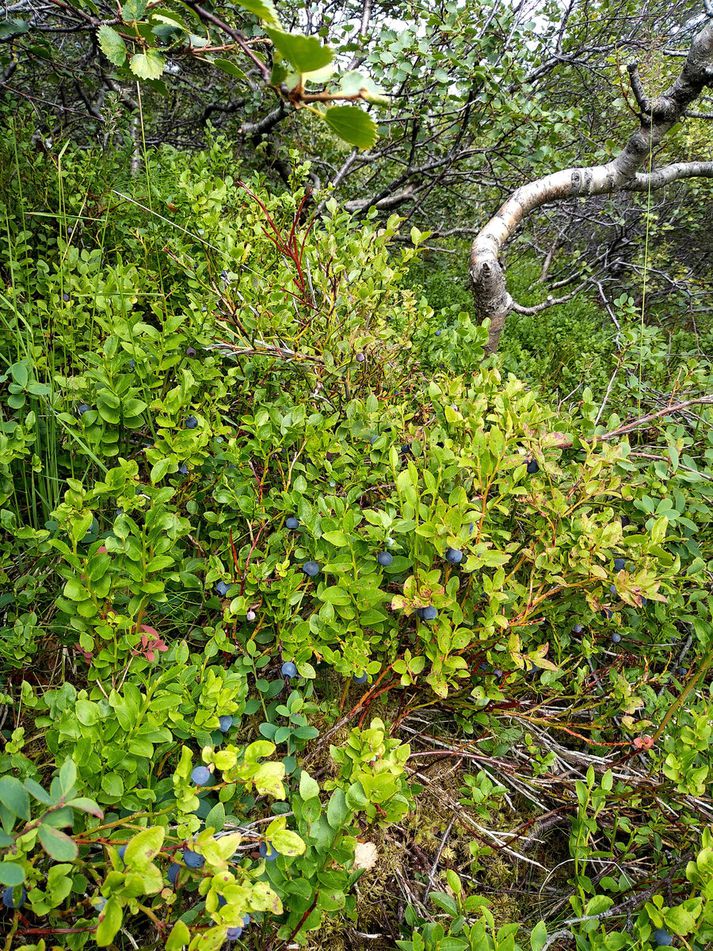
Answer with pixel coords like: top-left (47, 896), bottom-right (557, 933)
top-left (326, 788), bottom-right (349, 829)
top-left (269, 827), bottom-right (306, 856)
top-left (213, 58), bottom-right (247, 82)
top-left (166, 920), bottom-right (191, 950)
top-left (38, 824), bottom-right (78, 861)
top-left (265, 28), bottom-right (333, 74)
top-left (299, 770), bottom-right (320, 800)
top-left (0, 19), bottom-right (29, 39)
top-left (97, 25), bottom-right (127, 66)
top-left (0, 777), bottom-right (30, 820)
top-left (122, 0), bottom-right (146, 20)
top-left (59, 759), bottom-right (77, 797)
top-left (130, 49), bottom-right (166, 80)
top-left (531, 920), bottom-right (548, 951)
top-left (8, 363), bottom-right (28, 388)
top-left (0, 863), bottom-right (25, 886)
top-left (322, 530), bottom-right (349, 547)
top-left (124, 826), bottom-right (164, 868)
top-left (236, 0), bottom-right (279, 24)
top-left (67, 797), bottom-right (104, 818)
top-left (205, 801), bottom-right (225, 832)
top-left (24, 778), bottom-right (52, 805)
top-left (96, 896), bottom-right (123, 946)
top-left (324, 106), bottom-right (377, 150)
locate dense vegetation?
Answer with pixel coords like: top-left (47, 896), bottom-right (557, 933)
top-left (1, 1), bottom-right (712, 949)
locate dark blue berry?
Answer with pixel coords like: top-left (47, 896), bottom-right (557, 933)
top-left (218, 895), bottom-right (227, 907)
top-left (259, 842), bottom-right (278, 861)
top-left (302, 560), bottom-right (320, 578)
top-left (611, 632), bottom-right (621, 644)
top-left (167, 863), bottom-right (180, 885)
top-left (215, 580), bottom-right (230, 597)
top-left (652, 930), bottom-right (673, 947)
top-left (182, 848), bottom-right (205, 869)
top-left (2, 886), bottom-right (26, 909)
top-left (191, 765), bottom-right (212, 786)
top-left (78, 403), bottom-right (90, 415)
top-left (620, 515), bottom-right (631, 527)
top-left (128, 359), bottom-right (135, 370)
top-left (356, 353), bottom-right (366, 363)
top-left (445, 547), bottom-right (463, 565)
top-left (400, 443), bottom-right (412, 455)
top-left (610, 584), bottom-right (617, 595)
top-left (676, 667), bottom-right (688, 677)
top-left (227, 926), bottom-right (243, 940)
top-left (186, 347), bottom-right (197, 357)
top-left (185, 415), bottom-right (198, 429)
top-left (614, 558), bottom-right (625, 572)
top-left (63, 292), bottom-right (70, 302)
top-left (353, 672), bottom-right (368, 684)
top-left (281, 661), bottom-right (297, 679)
top-left (377, 551), bottom-right (393, 567)
top-left (435, 330), bottom-right (442, 336)
top-left (369, 434), bottom-right (378, 445)
top-left (417, 606), bottom-right (438, 621)
top-left (526, 459), bottom-right (539, 474)
top-left (285, 516), bottom-right (300, 529)
top-left (572, 623), bottom-right (584, 634)
top-left (218, 715), bottom-right (234, 733)
top-left (178, 463), bottom-right (189, 475)
top-left (493, 669), bottom-right (503, 678)
top-left (118, 845), bottom-right (127, 860)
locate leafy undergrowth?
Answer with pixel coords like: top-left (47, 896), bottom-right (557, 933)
top-left (0, 136), bottom-right (712, 951)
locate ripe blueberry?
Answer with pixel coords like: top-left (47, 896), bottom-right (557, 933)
top-left (227, 926), bottom-right (243, 940)
top-left (445, 547), bottom-right (463, 565)
top-left (259, 842), bottom-right (278, 861)
top-left (676, 667), bottom-right (688, 677)
top-left (417, 606), bottom-right (438, 621)
top-left (611, 632), bottom-right (621, 644)
top-left (178, 463), bottom-right (189, 475)
top-left (353, 672), bottom-right (368, 684)
top-left (285, 516), bottom-right (300, 529)
top-left (118, 845), bottom-right (127, 860)
top-left (356, 353), bottom-right (366, 363)
top-left (302, 560), bottom-right (320, 578)
top-left (191, 765), bottom-right (212, 786)
top-left (652, 930), bottom-right (673, 947)
top-left (128, 359), bottom-right (135, 370)
top-left (182, 848), bottom-right (205, 869)
top-left (167, 863), bottom-right (180, 885)
top-left (215, 580), bottom-right (230, 596)
top-left (400, 443), bottom-right (412, 455)
top-left (185, 415), bottom-right (198, 429)
top-left (621, 515), bottom-right (631, 527)
top-left (2, 886), bottom-right (26, 909)
top-left (493, 669), bottom-right (503, 679)
top-left (246, 610), bottom-right (256, 622)
top-left (186, 347), bottom-right (197, 357)
top-left (526, 459), bottom-right (539, 474)
top-left (614, 558), bottom-right (625, 571)
top-left (377, 551), bottom-right (393, 567)
top-left (63, 292), bottom-right (70, 302)
top-left (435, 330), bottom-right (442, 336)
top-left (281, 661), bottom-right (297, 679)
top-left (572, 623), bottom-right (583, 634)
top-left (78, 403), bottom-right (90, 415)
top-left (218, 715), bottom-right (234, 733)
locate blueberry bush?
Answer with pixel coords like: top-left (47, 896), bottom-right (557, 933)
top-left (0, 129), bottom-right (712, 950)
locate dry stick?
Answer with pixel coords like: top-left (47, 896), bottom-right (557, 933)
top-left (550, 395), bottom-right (713, 449)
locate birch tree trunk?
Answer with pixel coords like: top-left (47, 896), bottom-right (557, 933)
top-left (471, 19), bottom-right (713, 352)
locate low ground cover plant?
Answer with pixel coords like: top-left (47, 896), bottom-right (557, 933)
top-left (0, 133), bottom-right (711, 950)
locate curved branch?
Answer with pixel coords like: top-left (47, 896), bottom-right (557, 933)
top-left (470, 20), bottom-right (713, 352)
